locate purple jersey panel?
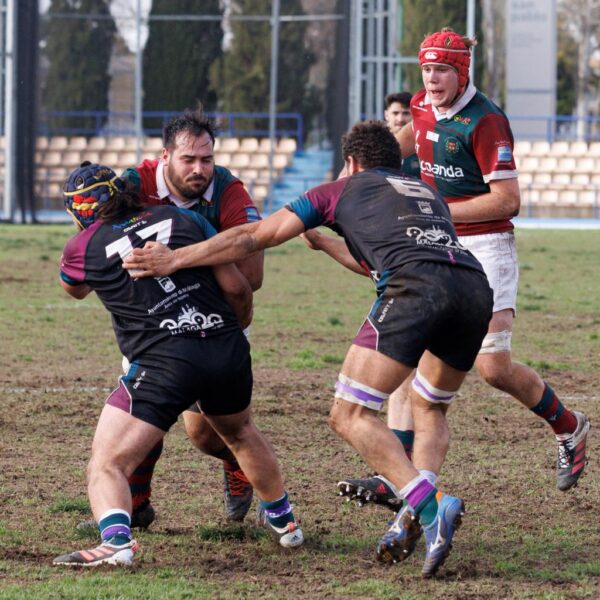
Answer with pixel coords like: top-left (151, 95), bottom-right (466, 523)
top-left (303, 177), bottom-right (350, 226)
top-left (60, 221), bottom-right (102, 284)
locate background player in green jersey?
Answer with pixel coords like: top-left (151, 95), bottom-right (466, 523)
top-left (384, 92), bottom-right (420, 178)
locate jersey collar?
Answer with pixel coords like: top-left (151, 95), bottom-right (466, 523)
top-left (429, 81), bottom-right (477, 121)
top-left (155, 159), bottom-right (215, 209)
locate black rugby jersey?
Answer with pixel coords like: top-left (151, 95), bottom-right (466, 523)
top-left (60, 205), bottom-right (241, 360)
top-left (288, 168), bottom-right (484, 293)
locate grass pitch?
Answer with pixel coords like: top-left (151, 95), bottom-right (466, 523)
top-left (0, 225), bottom-right (599, 599)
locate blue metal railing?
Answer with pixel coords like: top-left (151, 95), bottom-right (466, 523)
top-left (509, 115), bottom-right (600, 142)
top-left (38, 110), bottom-right (304, 150)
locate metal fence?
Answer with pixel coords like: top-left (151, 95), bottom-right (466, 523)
top-left (510, 115), bottom-right (600, 142)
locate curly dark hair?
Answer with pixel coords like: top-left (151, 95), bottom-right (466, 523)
top-left (341, 120), bottom-right (402, 170)
top-left (163, 104), bottom-right (216, 149)
top-left (96, 178), bottom-right (145, 223)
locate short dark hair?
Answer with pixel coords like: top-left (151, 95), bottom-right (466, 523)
top-left (385, 92), bottom-right (412, 109)
top-left (341, 120), bottom-right (402, 170)
top-left (163, 105), bottom-right (216, 149)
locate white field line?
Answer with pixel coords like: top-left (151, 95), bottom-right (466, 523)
top-left (1, 387), bottom-right (598, 402)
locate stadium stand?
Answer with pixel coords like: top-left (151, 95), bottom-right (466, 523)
top-left (32, 136), bottom-right (298, 213)
top-left (515, 140), bottom-right (600, 218)
top-left (30, 136), bottom-right (599, 218)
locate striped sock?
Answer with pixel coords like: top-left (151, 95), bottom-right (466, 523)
top-left (392, 429), bottom-right (414, 460)
top-left (259, 492), bottom-right (295, 528)
top-left (531, 383), bottom-right (577, 435)
top-left (98, 509), bottom-right (132, 546)
top-left (128, 439), bottom-right (163, 510)
top-left (401, 476), bottom-right (438, 527)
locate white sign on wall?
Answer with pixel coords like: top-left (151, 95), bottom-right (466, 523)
top-left (505, 0), bottom-right (557, 138)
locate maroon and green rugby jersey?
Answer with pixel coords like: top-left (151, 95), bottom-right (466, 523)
top-left (411, 84), bottom-right (518, 236)
top-left (60, 205), bottom-right (241, 360)
top-left (287, 168), bottom-right (484, 295)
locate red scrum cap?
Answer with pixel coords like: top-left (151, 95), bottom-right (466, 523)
top-left (418, 30), bottom-right (471, 93)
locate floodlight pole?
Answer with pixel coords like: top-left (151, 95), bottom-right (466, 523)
top-left (134, 0), bottom-right (143, 163)
top-left (267, 0), bottom-right (280, 211)
top-left (348, 0), bottom-right (362, 125)
top-left (467, 0), bottom-right (476, 80)
top-left (3, 0), bottom-right (15, 222)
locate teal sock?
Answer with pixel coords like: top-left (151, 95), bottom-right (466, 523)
top-left (392, 429), bottom-right (414, 457)
top-left (98, 510), bottom-right (132, 546)
top-left (405, 479), bottom-right (439, 527)
top-left (417, 491), bottom-right (439, 527)
top-left (259, 492), bottom-right (294, 528)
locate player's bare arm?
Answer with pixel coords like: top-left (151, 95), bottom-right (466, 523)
top-left (396, 122), bottom-right (416, 158)
top-left (123, 209), bottom-right (306, 277)
top-left (447, 177), bottom-right (521, 223)
top-left (212, 263), bottom-right (253, 329)
top-left (60, 278), bottom-right (93, 300)
top-left (234, 252), bottom-right (264, 292)
top-left (300, 229), bottom-right (366, 276)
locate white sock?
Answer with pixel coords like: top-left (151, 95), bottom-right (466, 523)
top-left (419, 469), bottom-right (439, 486)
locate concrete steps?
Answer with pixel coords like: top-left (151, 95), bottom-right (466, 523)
top-left (263, 149), bottom-right (333, 214)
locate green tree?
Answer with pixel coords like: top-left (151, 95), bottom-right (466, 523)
top-left (557, 13), bottom-right (578, 116)
top-left (143, 0), bottom-right (223, 131)
top-left (211, 0), bottom-right (319, 141)
top-left (44, 0), bottom-right (115, 134)
top-left (399, 1), bottom-right (483, 95)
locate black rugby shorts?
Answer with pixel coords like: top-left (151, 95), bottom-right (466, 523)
top-left (354, 261), bottom-right (493, 371)
top-left (106, 331), bottom-right (252, 431)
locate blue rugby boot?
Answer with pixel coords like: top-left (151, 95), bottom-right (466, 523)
top-left (421, 493), bottom-right (465, 578)
top-left (376, 502), bottom-right (423, 564)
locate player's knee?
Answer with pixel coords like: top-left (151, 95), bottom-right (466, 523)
top-left (479, 362), bottom-right (513, 391)
top-left (328, 401), bottom-right (349, 436)
top-left (217, 419), bottom-right (258, 454)
top-left (185, 426), bottom-right (214, 451)
top-left (87, 454), bottom-right (124, 485)
top-left (328, 399), bottom-right (362, 438)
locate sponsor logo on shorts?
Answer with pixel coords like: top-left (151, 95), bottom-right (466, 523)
top-left (497, 145), bottom-right (512, 162)
top-left (445, 137), bottom-right (460, 154)
top-left (378, 298), bottom-right (394, 323)
top-left (133, 370), bottom-right (146, 390)
top-left (419, 160), bottom-right (464, 179)
top-left (160, 304), bottom-right (224, 334)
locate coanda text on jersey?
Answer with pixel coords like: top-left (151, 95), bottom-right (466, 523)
top-left (411, 84), bottom-right (518, 236)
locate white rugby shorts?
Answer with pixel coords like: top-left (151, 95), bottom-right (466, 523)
top-left (458, 231), bottom-right (518, 314)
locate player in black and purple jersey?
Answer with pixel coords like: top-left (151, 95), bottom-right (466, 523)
top-left (123, 121), bottom-right (493, 578)
top-left (344, 28), bottom-right (590, 505)
top-left (53, 163), bottom-right (303, 568)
